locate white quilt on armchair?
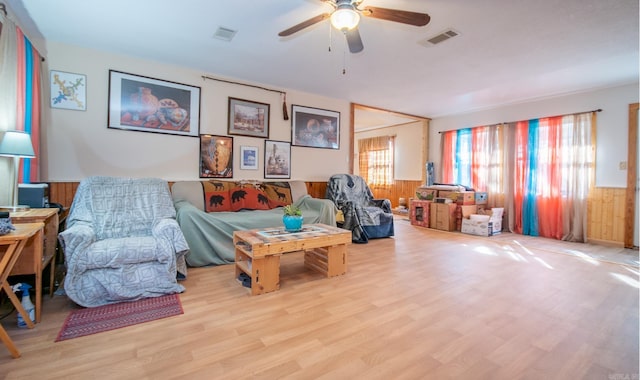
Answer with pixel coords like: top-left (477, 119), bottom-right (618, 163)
top-left (58, 176), bottom-right (189, 307)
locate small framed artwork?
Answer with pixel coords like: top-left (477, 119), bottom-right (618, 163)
top-left (228, 97), bottom-right (270, 138)
top-left (108, 70), bottom-right (200, 137)
top-left (240, 145), bottom-right (259, 170)
top-left (50, 70), bottom-right (87, 111)
top-left (291, 105), bottom-right (340, 149)
top-left (200, 135), bottom-right (233, 178)
top-left (264, 140), bottom-right (291, 179)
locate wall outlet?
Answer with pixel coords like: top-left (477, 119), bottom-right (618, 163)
top-left (619, 161), bottom-right (628, 170)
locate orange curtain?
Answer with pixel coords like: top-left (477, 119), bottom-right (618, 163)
top-left (440, 131), bottom-right (456, 183)
top-left (536, 117), bottom-right (563, 239)
top-left (358, 136), bottom-right (394, 186)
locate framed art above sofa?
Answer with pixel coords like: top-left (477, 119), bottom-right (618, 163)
top-left (200, 134), bottom-right (233, 178)
top-left (264, 140), bottom-right (290, 179)
top-left (107, 70), bottom-right (201, 137)
top-left (291, 105), bottom-right (339, 149)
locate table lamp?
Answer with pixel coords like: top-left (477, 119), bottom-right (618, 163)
top-left (0, 130), bottom-right (35, 211)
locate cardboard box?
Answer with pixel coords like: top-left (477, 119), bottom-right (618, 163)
top-left (456, 205), bottom-right (478, 231)
top-left (438, 191), bottom-right (475, 205)
top-left (475, 192), bottom-right (488, 205)
top-left (410, 199), bottom-right (431, 228)
top-left (489, 207), bottom-right (504, 234)
top-left (461, 218), bottom-right (493, 236)
top-left (430, 203), bottom-right (457, 231)
top-left (415, 187), bottom-right (438, 201)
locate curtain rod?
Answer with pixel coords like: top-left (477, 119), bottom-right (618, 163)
top-left (201, 75), bottom-right (289, 120)
top-left (0, 2), bottom-right (45, 62)
top-left (201, 75), bottom-right (286, 96)
top-left (438, 108), bottom-right (602, 133)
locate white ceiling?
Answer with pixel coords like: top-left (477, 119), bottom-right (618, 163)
top-left (5, 0), bottom-right (640, 121)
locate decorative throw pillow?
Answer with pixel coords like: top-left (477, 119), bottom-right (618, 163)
top-left (262, 182), bottom-right (293, 208)
top-left (202, 181), bottom-right (234, 212)
top-left (229, 186), bottom-right (271, 211)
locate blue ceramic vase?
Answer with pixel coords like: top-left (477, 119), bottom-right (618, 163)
top-left (283, 215), bottom-right (303, 232)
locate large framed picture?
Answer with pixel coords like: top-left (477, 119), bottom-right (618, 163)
top-left (50, 70), bottom-right (86, 111)
top-left (240, 145), bottom-right (258, 170)
top-left (108, 70), bottom-right (201, 137)
top-left (200, 135), bottom-right (233, 178)
top-left (228, 97), bottom-right (270, 138)
top-left (291, 105), bottom-right (340, 149)
top-left (264, 140), bottom-right (291, 179)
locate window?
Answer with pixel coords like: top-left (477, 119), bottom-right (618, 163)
top-left (441, 112), bottom-right (594, 242)
top-left (358, 136), bottom-right (395, 186)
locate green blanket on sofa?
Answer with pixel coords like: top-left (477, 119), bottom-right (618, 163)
top-left (175, 195), bottom-right (337, 267)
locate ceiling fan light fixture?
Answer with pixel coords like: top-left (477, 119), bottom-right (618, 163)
top-left (330, 6), bottom-right (360, 31)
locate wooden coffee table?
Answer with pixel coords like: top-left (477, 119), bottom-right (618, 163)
top-left (233, 223), bottom-right (352, 295)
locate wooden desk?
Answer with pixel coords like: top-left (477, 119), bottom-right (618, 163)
top-left (9, 208), bottom-right (59, 322)
top-left (0, 223), bottom-right (41, 358)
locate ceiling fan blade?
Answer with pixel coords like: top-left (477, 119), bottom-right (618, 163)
top-left (345, 28), bottom-right (364, 53)
top-left (361, 6), bottom-right (430, 26)
top-left (278, 13), bottom-right (331, 37)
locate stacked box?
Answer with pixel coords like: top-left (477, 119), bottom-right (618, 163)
top-left (461, 218), bottom-right (493, 236)
top-left (475, 192), bottom-right (488, 205)
top-left (409, 199), bottom-right (431, 228)
top-left (415, 187), bottom-right (438, 201)
top-left (455, 205), bottom-right (478, 231)
top-left (430, 203), bottom-right (457, 231)
top-left (438, 191), bottom-right (476, 205)
top-left (489, 207), bottom-right (504, 234)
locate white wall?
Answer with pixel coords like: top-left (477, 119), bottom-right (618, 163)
top-left (354, 121), bottom-right (424, 180)
top-left (42, 41), bottom-right (351, 182)
top-left (428, 83), bottom-right (639, 188)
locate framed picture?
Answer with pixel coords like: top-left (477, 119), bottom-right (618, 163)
top-left (291, 105), bottom-right (340, 149)
top-left (228, 97), bottom-right (270, 138)
top-left (108, 70), bottom-right (200, 137)
top-left (264, 140), bottom-right (291, 179)
top-left (200, 135), bottom-right (233, 178)
top-left (240, 145), bottom-right (259, 170)
top-left (50, 70), bottom-right (86, 111)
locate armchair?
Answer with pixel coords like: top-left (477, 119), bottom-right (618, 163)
top-left (326, 174), bottom-right (394, 243)
top-left (58, 176), bottom-right (189, 307)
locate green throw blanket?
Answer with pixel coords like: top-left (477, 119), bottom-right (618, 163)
top-left (175, 195), bottom-right (337, 267)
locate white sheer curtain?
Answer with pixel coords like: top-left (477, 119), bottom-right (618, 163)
top-left (0, 12), bottom-right (19, 205)
top-left (560, 112), bottom-right (594, 242)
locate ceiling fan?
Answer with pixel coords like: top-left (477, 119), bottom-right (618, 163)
top-left (278, 0), bottom-right (431, 53)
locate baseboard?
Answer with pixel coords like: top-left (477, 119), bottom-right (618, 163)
top-left (586, 238), bottom-right (624, 248)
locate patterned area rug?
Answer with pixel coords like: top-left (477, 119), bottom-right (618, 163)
top-left (55, 294), bottom-right (183, 342)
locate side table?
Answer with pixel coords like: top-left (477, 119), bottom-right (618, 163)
top-left (0, 223), bottom-right (42, 358)
top-left (9, 208), bottom-right (59, 322)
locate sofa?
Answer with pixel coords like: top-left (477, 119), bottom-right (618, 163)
top-left (171, 180), bottom-right (337, 267)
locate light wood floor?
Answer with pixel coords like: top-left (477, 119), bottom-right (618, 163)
top-left (0, 219), bottom-right (638, 379)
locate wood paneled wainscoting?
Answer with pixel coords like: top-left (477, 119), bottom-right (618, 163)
top-left (48, 181), bottom-right (628, 247)
top-left (48, 181), bottom-right (333, 209)
top-left (306, 180), bottom-right (424, 209)
top-left (587, 187), bottom-right (627, 247)
top-left (369, 180), bottom-right (423, 208)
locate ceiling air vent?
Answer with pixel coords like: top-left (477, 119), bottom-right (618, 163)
top-left (419, 29), bottom-right (460, 46)
top-left (213, 27), bottom-right (237, 42)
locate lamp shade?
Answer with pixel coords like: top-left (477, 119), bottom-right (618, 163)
top-left (0, 130), bottom-right (35, 158)
top-left (330, 7), bottom-right (360, 31)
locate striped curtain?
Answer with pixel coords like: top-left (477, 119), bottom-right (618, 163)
top-left (440, 124), bottom-right (506, 208)
top-left (0, 13), bottom-right (43, 188)
top-left (441, 113), bottom-right (594, 242)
